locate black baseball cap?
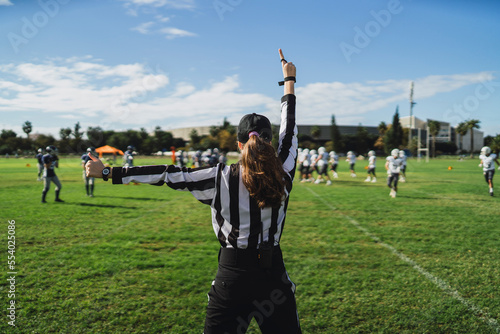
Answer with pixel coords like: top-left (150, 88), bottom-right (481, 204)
top-left (237, 113), bottom-right (272, 144)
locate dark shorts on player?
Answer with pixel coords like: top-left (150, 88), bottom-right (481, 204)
top-left (350, 163), bottom-right (355, 171)
top-left (331, 163), bottom-right (338, 172)
top-left (204, 247), bottom-right (302, 334)
top-left (301, 165), bottom-right (310, 175)
top-left (367, 167), bottom-right (376, 175)
top-left (318, 165), bottom-right (328, 175)
top-left (387, 173), bottom-right (399, 188)
top-left (484, 170), bottom-right (495, 182)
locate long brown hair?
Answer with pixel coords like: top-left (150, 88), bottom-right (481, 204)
top-left (240, 135), bottom-right (286, 209)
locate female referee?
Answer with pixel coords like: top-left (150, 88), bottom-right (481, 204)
top-left (86, 49), bottom-right (301, 334)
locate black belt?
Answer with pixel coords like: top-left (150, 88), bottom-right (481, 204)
top-left (218, 246), bottom-right (282, 269)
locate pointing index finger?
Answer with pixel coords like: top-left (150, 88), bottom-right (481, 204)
top-left (89, 153), bottom-right (99, 162)
top-left (279, 49), bottom-right (286, 63)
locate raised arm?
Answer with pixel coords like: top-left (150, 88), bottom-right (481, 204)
top-left (279, 48), bottom-right (295, 96)
top-left (277, 49), bottom-right (298, 177)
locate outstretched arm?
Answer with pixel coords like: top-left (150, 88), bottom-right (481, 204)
top-left (279, 48), bottom-right (295, 96)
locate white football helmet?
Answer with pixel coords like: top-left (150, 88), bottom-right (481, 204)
top-left (318, 147), bottom-right (326, 154)
top-left (391, 149), bottom-right (399, 157)
top-left (399, 150), bottom-right (406, 158)
top-left (368, 150), bottom-right (375, 157)
top-left (481, 146), bottom-right (491, 155)
top-left (347, 151), bottom-right (353, 156)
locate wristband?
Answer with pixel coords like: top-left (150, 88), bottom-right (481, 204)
top-left (278, 76), bottom-right (296, 86)
top-left (102, 167), bottom-right (111, 181)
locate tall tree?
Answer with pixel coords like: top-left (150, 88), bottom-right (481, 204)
top-left (59, 128), bottom-right (72, 140)
top-left (355, 124), bottom-right (369, 153)
top-left (330, 115), bottom-right (342, 152)
top-left (455, 121), bottom-right (468, 153)
top-left (1, 129), bottom-right (17, 139)
top-left (465, 119), bottom-right (481, 158)
top-left (383, 106), bottom-right (403, 153)
top-left (428, 120), bottom-right (441, 158)
top-left (73, 122), bottom-right (83, 141)
top-left (22, 121), bottom-right (32, 139)
top-left (87, 126), bottom-right (104, 147)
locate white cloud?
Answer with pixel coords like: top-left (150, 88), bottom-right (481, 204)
top-left (131, 21), bottom-right (155, 34)
top-left (0, 0), bottom-right (13, 6)
top-left (0, 57), bottom-right (493, 135)
top-left (122, 0), bottom-right (195, 10)
top-left (296, 72), bottom-right (494, 125)
top-left (0, 58), bottom-right (275, 132)
top-left (159, 27), bottom-right (197, 39)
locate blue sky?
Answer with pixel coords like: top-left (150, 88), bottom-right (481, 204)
top-left (1, 0), bottom-right (499, 139)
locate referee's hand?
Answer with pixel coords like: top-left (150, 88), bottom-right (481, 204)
top-left (279, 49), bottom-right (296, 79)
top-left (85, 154), bottom-right (105, 178)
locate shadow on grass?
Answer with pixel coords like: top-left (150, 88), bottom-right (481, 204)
top-left (105, 196), bottom-right (167, 202)
top-left (75, 202), bottom-right (137, 209)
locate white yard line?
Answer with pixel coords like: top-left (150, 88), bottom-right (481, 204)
top-left (303, 185), bottom-right (500, 333)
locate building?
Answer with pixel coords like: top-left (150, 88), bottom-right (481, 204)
top-left (400, 116), bottom-right (484, 153)
top-left (168, 124), bottom-right (379, 143)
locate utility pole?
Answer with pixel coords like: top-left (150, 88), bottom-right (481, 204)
top-left (409, 81), bottom-right (416, 148)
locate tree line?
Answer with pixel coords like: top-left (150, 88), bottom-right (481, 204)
top-left (1, 114), bottom-right (498, 157)
top-left (0, 119), bottom-right (238, 155)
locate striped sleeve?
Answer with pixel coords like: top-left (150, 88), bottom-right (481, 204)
top-left (278, 94), bottom-right (298, 180)
top-left (111, 165), bottom-right (218, 205)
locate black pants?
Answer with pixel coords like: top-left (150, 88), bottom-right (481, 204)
top-left (204, 246), bottom-right (301, 334)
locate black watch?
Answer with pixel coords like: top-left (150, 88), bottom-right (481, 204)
top-left (102, 167), bottom-right (111, 181)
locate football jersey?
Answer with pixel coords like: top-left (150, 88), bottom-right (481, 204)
top-left (36, 153), bottom-right (43, 164)
top-left (330, 153), bottom-right (339, 164)
top-left (42, 154), bottom-right (58, 177)
top-left (386, 156), bottom-right (402, 174)
top-left (317, 153), bottom-right (329, 167)
top-left (482, 154), bottom-right (497, 171)
top-left (347, 154), bottom-right (356, 164)
top-left (368, 155), bottom-right (376, 168)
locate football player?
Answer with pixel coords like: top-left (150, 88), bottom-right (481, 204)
top-left (314, 147), bottom-right (332, 185)
top-left (81, 147), bottom-right (98, 197)
top-left (329, 151), bottom-right (339, 179)
top-left (123, 145), bottom-right (134, 167)
top-left (35, 148), bottom-right (44, 181)
top-left (479, 146), bottom-right (500, 196)
top-left (364, 150), bottom-right (377, 183)
top-left (399, 150), bottom-right (408, 182)
top-left (346, 151), bottom-right (356, 177)
top-left (385, 149), bottom-right (403, 198)
top-left (41, 145), bottom-right (63, 203)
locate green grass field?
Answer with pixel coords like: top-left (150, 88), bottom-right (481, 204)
top-left (1, 156), bottom-right (499, 333)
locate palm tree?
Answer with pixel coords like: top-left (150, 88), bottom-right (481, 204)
top-left (455, 121), bottom-right (468, 153)
top-left (465, 119), bottom-right (481, 158)
top-left (22, 121), bottom-right (32, 139)
top-left (428, 120), bottom-right (441, 158)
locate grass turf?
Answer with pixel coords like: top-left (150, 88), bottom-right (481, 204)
top-left (0, 156), bottom-right (499, 333)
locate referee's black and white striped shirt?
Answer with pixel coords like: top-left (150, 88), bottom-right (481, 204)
top-left (110, 94), bottom-right (298, 249)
